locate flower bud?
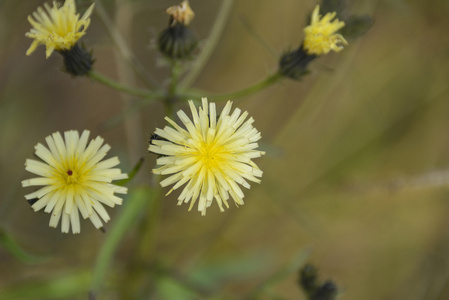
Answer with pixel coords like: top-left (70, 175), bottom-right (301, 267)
top-left (158, 0), bottom-right (197, 60)
top-left (59, 44), bottom-right (94, 76)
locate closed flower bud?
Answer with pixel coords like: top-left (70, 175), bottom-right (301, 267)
top-left (158, 0), bottom-right (197, 60)
top-left (158, 23), bottom-right (197, 60)
top-left (60, 43), bottom-right (94, 76)
top-left (279, 47), bottom-right (316, 80)
top-left (311, 280), bottom-right (338, 300)
top-left (299, 264), bottom-right (319, 295)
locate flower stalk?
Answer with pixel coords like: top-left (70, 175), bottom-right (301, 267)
top-left (88, 70), bottom-right (160, 100)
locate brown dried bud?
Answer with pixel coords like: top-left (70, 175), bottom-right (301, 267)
top-left (165, 0), bottom-right (195, 26)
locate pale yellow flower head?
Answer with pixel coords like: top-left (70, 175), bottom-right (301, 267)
top-left (303, 5), bottom-right (348, 56)
top-left (22, 130), bottom-right (128, 234)
top-left (149, 98), bottom-right (265, 216)
top-left (25, 0), bottom-right (95, 58)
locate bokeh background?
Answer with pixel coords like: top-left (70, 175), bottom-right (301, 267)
top-left (1, 0), bottom-right (449, 299)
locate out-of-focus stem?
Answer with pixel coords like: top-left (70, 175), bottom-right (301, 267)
top-left (89, 187), bottom-right (157, 300)
top-left (112, 0), bottom-right (144, 164)
top-left (88, 70), bottom-right (160, 99)
top-left (0, 229), bottom-right (47, 264)
top-left (165, 61), bottom-right (182, 118)
top-left (95, 0), bottom-right (158, 88)
top-left (179, 0), bottom-right (235, 89)
top-left (179, 71), bottom-right (283, 102)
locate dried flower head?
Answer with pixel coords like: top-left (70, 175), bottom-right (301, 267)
top-left (303, 5), bottom-right (348, 56)
top-left (165, 0), bottom-right (195, 26)
top-left (149, 98), bottom-right (265, 215)
top-left (25, 0), bottom-right (94, 58)
top-left (22, 130), bottom-right (128, 234)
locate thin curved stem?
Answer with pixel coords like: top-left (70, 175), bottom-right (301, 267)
top-left (180, 71), bottom-right (283, 102)
top-left (0, 229), bottom-right (47, 264)
top-left (88, 70), bottom-right (161, 99)
top-left (179, 0), bottom-right (235, 89)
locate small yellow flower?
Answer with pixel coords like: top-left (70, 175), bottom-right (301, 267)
top-left (22, 130), bottom-right (128, 234)
top-left (149, 98), bottom-right (265, 216)
top-left (25, 0), bottom-right (95, 58)
top-left (303, 5), bottom-right (348, 56)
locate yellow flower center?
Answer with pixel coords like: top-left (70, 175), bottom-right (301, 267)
top-left (199, 141), bottom-right (225, 170)
top-left (64, 168), bottom-right (82, 185)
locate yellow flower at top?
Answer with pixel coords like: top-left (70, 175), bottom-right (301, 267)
top-left (25, 0), bottom-right (95, 58)
top-left (149, 98), bottom-right (265, 216)
top-left (303, 5), bottom-right (348, 56)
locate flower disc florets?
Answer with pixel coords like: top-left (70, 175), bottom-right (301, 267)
top-left (303, 5), bottom-right (348, 56)
top-left (25, 0), bottom-right (94, 58)
top-left (149, 98), bottom-right (265, 215)
top-left (22, 130), bottom-right (128, 234)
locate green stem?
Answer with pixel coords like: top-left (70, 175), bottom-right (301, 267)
top-left (88, 70), bottom-right (161, 99)
top-left (181, 71), bottom-right (283, 102)
top-left (179, 0), bottom-right (235, 89)
top-left (115, 157), bottom-right (145, 186)
top-left (165, 60), bottom-right (182, 117)
top-left (90, 187), bottom-right (158, 300)
top-left (0, 229), bottom-right (47, 264)
top-left (168, 61), bottom-right (181, 97)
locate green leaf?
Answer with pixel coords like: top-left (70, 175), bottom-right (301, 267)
top-left (0, 270), bottom-right (90, 300)
top-left (155, 276), bottom-right (199, 300)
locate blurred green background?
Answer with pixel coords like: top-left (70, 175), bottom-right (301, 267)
top-left (1, 0), bottom-right (449, 299)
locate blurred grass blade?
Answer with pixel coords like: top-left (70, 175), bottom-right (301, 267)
top-left (0, 229), bottom-right (47, 264)
top-left (239, 16), bottom-right (277, 58)
top-left (116, 157), bottom-right (144, 186)
top-left (0, 270), bottom-right (90, 300)
top-left (179, 0), bottom-right (235, 89)
top-left (90, 186), bottom-right (158, 299)
top-left (242, 247), bottom-right (312, 300)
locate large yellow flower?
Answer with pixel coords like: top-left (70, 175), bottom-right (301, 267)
top-left (303, 5), bottom-right (348, 56)
top-left (149, 98), bottom-right (265, 215)
top-left (25, 0), bottom-right (94, 58)
top-left (22, 130), bottom-right (128, 234)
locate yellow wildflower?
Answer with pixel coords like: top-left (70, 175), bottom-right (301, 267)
top-left (303, 5), bottom-right (348, 56)
top-left (25, 0), bottom-right (94, 58)
top-left (149, 98), bottom-right (265, 215)
top-left (22, 130), bottom-right (128, 234)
